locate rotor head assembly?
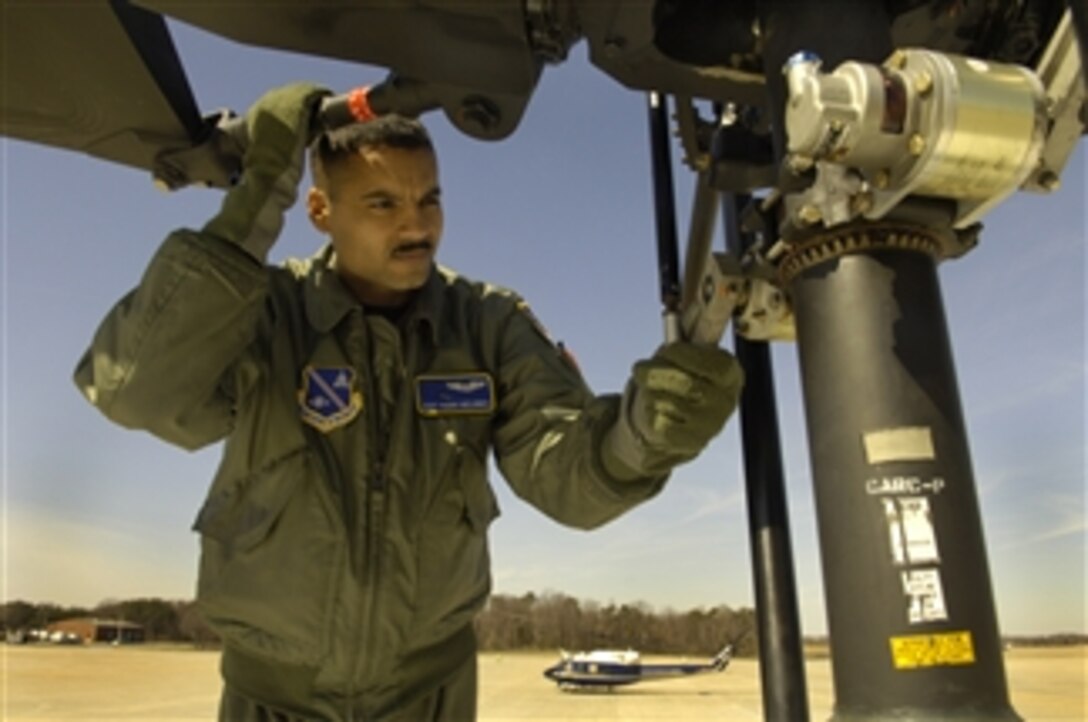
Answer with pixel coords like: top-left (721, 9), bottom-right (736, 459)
top-left (777, 7), bottom-right (1083, 243)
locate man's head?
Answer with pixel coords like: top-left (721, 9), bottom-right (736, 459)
top-left (307, 116), bottom-right (443, 307)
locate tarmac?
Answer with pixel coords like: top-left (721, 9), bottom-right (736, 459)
top-left (2, 644), bottom-right (1085, 720)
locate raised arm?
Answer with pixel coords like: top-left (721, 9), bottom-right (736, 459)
top-left (73, 83), bottom-right (329, 450)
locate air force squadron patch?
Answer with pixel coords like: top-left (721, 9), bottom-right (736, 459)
top-left (416, 373), bottom-right (495, 416)
top-left (299, 366), bottom-right (363, 432)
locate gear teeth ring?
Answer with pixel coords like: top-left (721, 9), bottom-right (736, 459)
top-left (779, 225), bottom-right (941, 285)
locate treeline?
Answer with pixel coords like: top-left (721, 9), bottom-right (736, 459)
top-left (1, 598), bottom-right (219, 646)
top-left (475, 592), bottom-right (758, 657)
top-left (3, 593), bottom-right (757, 654)
top-left (9, 595), bottom-right (1082, 654)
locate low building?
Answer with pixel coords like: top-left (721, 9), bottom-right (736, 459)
top-left (47, 618), bottom-right (145, 644)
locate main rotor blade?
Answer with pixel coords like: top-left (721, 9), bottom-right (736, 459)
top-left (3, 1), bottom-right (202, 171)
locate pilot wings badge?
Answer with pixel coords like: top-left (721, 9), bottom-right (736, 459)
top-left (298, 366), bottom-right (363, 432)
top-left (415, 372), bottom-right (495, 417)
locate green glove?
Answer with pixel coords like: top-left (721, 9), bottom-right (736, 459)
top-left (204, 82), bottom-right (330, 261)
top-left (601, 343), bottom-right (744, 481)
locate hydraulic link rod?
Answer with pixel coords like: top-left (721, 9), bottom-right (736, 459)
top-left (723, 193), bottom-right (810, 722)
top-left (647, 91), bottom-right (683, 343)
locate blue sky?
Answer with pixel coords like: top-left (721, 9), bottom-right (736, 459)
top-left (2, 20), bottom-right (1084, 637)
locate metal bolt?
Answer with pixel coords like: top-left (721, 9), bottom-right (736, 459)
top-left (700, 277), bottom-right (716, 303)
top-left (852, 192), bottom-right (874, 214)
top-left (788, 153), bottom-right (814, 174)
top-left (1037, 170), bottom-right (1061, 191)
top-left (914, 71), bottom-right (933, 97)
top-left (798, 204), bottom-right (823, 225)
top-left (459, 96), bottom-right (501, 133)
top-left (887, 50), bottom-right (908, 70)
top-left (908, 133), bottom-right (926, 156)
top-left (873, 169), bottom-right (891, 189)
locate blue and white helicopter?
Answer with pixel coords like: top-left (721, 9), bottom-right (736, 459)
top-left (543, 645), bottom-right (732, 691)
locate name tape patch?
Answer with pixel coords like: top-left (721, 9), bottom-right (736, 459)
top-left (416, 373), bottom-right (495, 416)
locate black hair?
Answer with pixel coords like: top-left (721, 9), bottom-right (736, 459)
top-left (311, 115), bottom-right (433, 186)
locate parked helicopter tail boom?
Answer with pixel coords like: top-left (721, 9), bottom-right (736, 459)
top-left (543, 645), bottom-right (733, 691)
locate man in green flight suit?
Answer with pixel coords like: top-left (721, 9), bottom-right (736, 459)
top-left (75, 84), bottom-right (744, 721)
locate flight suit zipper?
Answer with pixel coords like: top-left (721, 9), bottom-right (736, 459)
top-left (344, 330), bottom-right (376, 721)
top-left (361, 414), bottom-right (389, 685)
top-left (347, 317), bottom-right (401, 720)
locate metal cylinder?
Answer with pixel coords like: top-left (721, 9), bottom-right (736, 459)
top-left (759, 0), bottom-right (1021, 718)
top-left (790, 247), bottom-right (1020, 720)
top-left (784, 52), bottom-right (1046, 203)
top-left (902, 52), bottom-right (1045, 203)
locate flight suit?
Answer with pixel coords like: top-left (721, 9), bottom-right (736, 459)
top-left (74, 230), bottom-right (668, 720)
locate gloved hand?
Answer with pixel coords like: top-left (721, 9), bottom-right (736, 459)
top-left (204, 82), bottom-right (331, 261)
top-left (601, 343), bottom-right (744, 481)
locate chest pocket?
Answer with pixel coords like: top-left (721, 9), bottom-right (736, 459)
top-left (411, 416), bottom-right (499, 648)
top-left (427, 417), bottom-right (496, 523)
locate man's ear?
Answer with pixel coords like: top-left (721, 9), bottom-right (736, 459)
top-left (307, 187), bottom-right (330, 233)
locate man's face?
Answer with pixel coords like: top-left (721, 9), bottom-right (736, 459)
top-left (308, 145), bottom-right (443, 306)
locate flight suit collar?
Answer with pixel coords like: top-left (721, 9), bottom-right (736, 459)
top-left (303, 244), bottom-right (444, 344)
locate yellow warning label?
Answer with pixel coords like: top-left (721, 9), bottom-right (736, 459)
top-left (890, 631), bottom-right (976, 669)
